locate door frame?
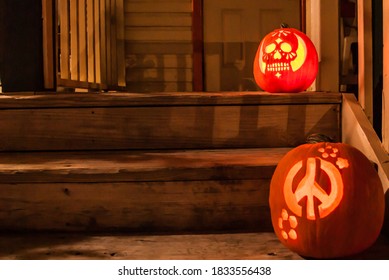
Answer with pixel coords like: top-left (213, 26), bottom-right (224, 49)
top-left (192, 0), bottom-right (306, 92)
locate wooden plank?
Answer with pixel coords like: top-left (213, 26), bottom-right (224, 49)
top-left (105, 0), bottom-right (112, 86)
top-left (358, 0), bottom-right (374, 123)
top-left (127, 0), bottom-right (192, 2)
top-left (0, 179), bottom-right (272, 232)
top-left (94, 0), bottom-right (101, 84)
top-left (110, 0), bottom-right (118, 87)
top-left (342, 94), bottom-right (389, 233)
top-left (125, 27), bottom-right (192, 42)
top-left (126, 81), bottom-right (193, 92)
top-left (319, 0), bottom-right (339, 92)
top-left (0, 103), bottom-right (339, 151)
top-left (0, 92), bottom-right (342, 108)
top-left (383, 0), bottom-right (389, 153)
top-left (125, 41), bottom-right (193, 54)
top-left (342, 94), bottom-right (389, 191)
top-left (0, 232), bottom-right (308, 260)
top-left (0, 148), bottom-right (289, 183)
top-left (59, 0), bottom-right (70, 79)
top-left (79, 0), bottom-right (88, 82)
top-left (126, 54), bottom-right (193, 68)
top-left (193, 0), bottom-right (204, 91)
top-left (70, 0), bottom-right (79, 81)
top-left (124, 2), bottom-right (191, 13)
top-left (116, 0), bottom-right (126, 87)
top-left (2, 233), bottom-right (389, 260)
top-left (42, 0), bottom-right (55, 89)
top-left (87, 0), bottom-right (96, 83)
top-left (125, 13), bottom-right (192, 27)
top-left (99, 0), bottom-right (107, 85)
top-left (127, 68), bottom-right (193, 82)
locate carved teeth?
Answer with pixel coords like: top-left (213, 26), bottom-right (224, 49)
top-left (266, 63), bottom-right (291, 72)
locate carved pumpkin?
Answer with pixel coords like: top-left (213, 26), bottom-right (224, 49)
top-left (253, 27), bottom-right (318, 93)
top-left (269, 141), bottom-right (385, 258)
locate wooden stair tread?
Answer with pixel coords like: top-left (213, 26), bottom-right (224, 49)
top-left (1, 232), bottom-right (388, 260)
top-left (0, 91), bottom-right (341, 109)
top-left (0, 232), bottom-right (301, 260)
top-left (0, 148), bottom-right (291, 183)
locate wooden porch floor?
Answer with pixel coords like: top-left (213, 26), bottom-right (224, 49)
top-left (1, 232), bottom-right (388, 260)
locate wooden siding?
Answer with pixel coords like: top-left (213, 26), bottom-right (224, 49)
top-left (124, 0), bottom-right (193, 92)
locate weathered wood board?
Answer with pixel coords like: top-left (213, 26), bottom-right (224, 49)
top-left (1, 232), bottom-right (388, 260)
top-left (342, 93), bottom-right (389, 233)
top-left (0, 148), bottom-right (289, 183)
top-left (0, 148), bottom-right (288, 232)
top-left (0, 92), bottom-right (341, 151)
top-left (0, 179), bottom-right (272, 232)
top-left (0, 92), bottom-right (342, 233)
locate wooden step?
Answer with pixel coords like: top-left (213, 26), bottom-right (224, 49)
top-left (1, 232), bottom-right (388, 260)
top-left (0, 92), bottom-right (341, 151)
top-left (0, 147), bottom-right (291, 233)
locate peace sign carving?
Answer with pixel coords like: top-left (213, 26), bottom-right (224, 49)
top-left (283, 157), bottom-right (345, 220)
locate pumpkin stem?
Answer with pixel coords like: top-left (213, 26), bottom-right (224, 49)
top-left (280, 23), bottom-right (289, 28)
top-left (306, 133), bottom-right (335, 144)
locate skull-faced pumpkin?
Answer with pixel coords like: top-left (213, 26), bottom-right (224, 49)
top-left (253, 27), bottom-right (318, 93)
top-left (269, 142), bottom-right (385, 259)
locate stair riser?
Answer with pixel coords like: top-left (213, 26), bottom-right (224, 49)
top-left (0, 180), bottom-right (272, 232)
top-left (0, 104), bottom-right (340, 151)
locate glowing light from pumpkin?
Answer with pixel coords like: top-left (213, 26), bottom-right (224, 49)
top-left (278, 209), bottom-right (298, 240)
top-left (269, 142), bottom-right (385, 258)
top-left (253, 27), bottom-right (318, 93)
top-left (259, 30), bottom-right (307, 78)
top-left (283, 155), bottom-right (347, 220)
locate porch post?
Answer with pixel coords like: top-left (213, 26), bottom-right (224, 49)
top-left (383, 0), bottom-right (389, 152)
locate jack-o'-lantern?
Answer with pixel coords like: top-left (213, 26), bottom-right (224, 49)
top-left (253, 26), bottom-right (318, 93)
top-left (269, 136), bottom-right (385, 258)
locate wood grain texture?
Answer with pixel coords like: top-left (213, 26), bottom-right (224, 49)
top-left (0, 180), bottom-right (272, 232)
top-left (0, 148), bottom-right (290, 183)
top-left (0, 103), bottom-right (340, 151)
top-left (1, 232), bottom-right (388, 260)
top-left (0, 148), bottom-right (286, 232)
top-left (124, 1), bottom-right (191, 13)
top-left (0, 92), bottom-right (342, 108)
top-left (383, 0), bottom-right (389, 153)
top-left (124, 0), bottom-right (193, 92)
top-left (342, 93), bottom-right (389, 233)
top-left (0, 232), bottom-right (301, 260)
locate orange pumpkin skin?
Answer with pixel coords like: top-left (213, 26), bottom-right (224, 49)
top-left (253, 28), bottom-right (318, 93)
top-left (269, 142), bottom-right (385, 259)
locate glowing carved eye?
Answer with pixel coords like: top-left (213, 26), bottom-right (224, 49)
top-left (281, 42), bottom-right (292, 53)
top-left (265, 43), bottom-right (276, 53)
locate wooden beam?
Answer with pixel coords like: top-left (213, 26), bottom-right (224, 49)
top-left (358, 0), bottom-right (373, 123)
top-left (116, 0), bottom-right (126, 87)
top-left (300, 0), bottom-right (306, 33)
top-left (59, 0), bottom-right (70, 80)
top-left (42, 0), bottom-right (55, 89)
top-left (70, 0), bottom-right (79, 81)
top-left (192, 0), bottom-right (204, 91)
top-left (342, 93), bottom-right (389, 232)
top-left (319, 0), bottom-right (339, 92)
top-left (383, 0), bottom-right (389, 152)
top-left (305, 0), bottom-right (339, 92)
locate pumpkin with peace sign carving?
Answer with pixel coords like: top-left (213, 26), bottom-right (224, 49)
top-left (269, 138), bottom-right (385, 259)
